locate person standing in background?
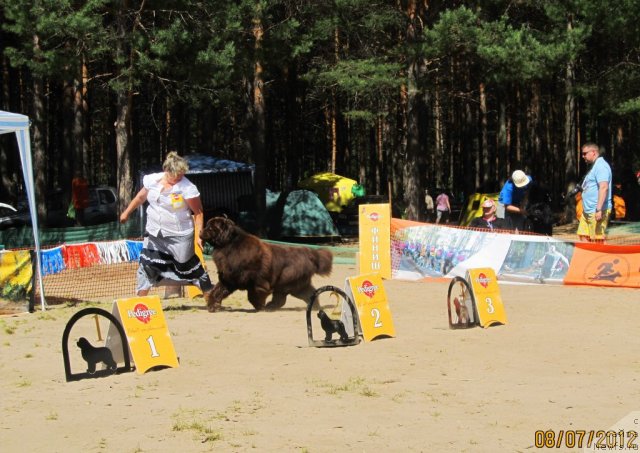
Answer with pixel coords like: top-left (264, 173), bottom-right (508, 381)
top-left (119, 151), bottom-right (213, 297)
top-left (577, 143), bottom-right (612, 243)
top-left (435, 191), bottom-right (451, 224)
top-left (424, 189), bottom-right (435, 222)
top-left (71, 171), bottom-right (89, 226)
top-left (470, 198), bottom-right (505, 230)
top-left (498, 169), bottom-right (532, 232)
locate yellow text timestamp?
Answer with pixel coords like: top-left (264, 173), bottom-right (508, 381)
top-left (534, 430), bottom-right (639, 449)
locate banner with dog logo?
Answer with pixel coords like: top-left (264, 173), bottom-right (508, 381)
top-left (345, 273), bottom-right (395, 341)
top-left (105, 295), bottom-right (179, 374)
top-left (563, 243), bottom-right (640, 288)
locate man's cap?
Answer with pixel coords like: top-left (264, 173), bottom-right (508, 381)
top-left (512, 170), bottom-right (531, 188)
top-left (482, 198), bottom-right (495, 209)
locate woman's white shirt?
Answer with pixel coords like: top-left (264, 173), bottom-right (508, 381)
top-left (143, 172), bottom-right (200, 236)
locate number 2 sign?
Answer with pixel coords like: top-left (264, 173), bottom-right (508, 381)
top-left (106, 295), bottom-right (179, 374)
top-left (345, 273), bottom-right (395, 341)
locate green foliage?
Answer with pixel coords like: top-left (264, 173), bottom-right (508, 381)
top-left (2, 0), bottom-right (640, 204)
top-left (1, 0), bottom-right (110, 77)
top-left (422, 6), bottom-right (481, 59)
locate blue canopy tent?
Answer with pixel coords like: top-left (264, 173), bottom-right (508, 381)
top-left (0, 110), bottom-right (46, 310)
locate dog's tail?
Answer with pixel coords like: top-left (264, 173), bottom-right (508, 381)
top-left (312, 248), bottom-right (333, 276)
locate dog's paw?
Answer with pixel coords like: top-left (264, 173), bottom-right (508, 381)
top-left (264, 301), bottom-right (284, 311)
top-left (265, 294), bottom-right (286, 311)
top-left (207, 303), bottom-right (222, 313)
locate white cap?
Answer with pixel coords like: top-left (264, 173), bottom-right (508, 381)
top-left (512, 170), bottom-right (531, 188)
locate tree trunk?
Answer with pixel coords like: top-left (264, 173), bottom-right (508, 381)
top-left (32, 76), bottom-right (47, 222)
top-left (530, 82), bottom-right (541, 172)
top-left (479, 82), bottom-right (489, 189)
top-left (114, 7), bottom-right (134, 212)
top-left (115, 90), bottom-right (133, 212)
top-left (73, 68), bottom-right (85, 174)
top-left (376, 114), bottom-right (383, 194)
top-left (433, 77), bottom-right (442, 190)
top-left (563, 15), bottom-right (578, 223)
top-left (31, 34), bottom-right (47, 222)
top-left (497, 100), bottom-right (508, 188)
top-left (402, 0), bottom-right (423, 221)
top-left (62, 80), bottom-right (74, 188)
top-left (251, 9), bottom-right (267, 235)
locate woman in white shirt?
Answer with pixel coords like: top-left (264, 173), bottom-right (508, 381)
top-left (120, 152), bottom-right (213, 296)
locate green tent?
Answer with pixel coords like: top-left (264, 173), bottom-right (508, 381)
top-left (266, 190), bottom-right (339, 239)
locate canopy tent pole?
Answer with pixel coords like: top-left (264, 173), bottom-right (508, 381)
top-left (0, 110), bottom-right (47, 311)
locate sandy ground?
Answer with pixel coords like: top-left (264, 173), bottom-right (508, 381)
top-left (1, 259), bottom-right (640, 453)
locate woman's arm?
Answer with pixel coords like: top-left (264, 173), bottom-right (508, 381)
top-left (185, 196), bottom-right (205, 250)
top-left (120, 187), bottom-right (149, 223)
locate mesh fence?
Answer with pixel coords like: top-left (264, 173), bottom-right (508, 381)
top-left (2, 219), bottom-right (638, 313)
top-left (30, 239), bottom-right (358, 307)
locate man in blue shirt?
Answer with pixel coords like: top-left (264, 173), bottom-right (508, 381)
top-left (577, 143), bottom-right (612, 243)
top-left (498, 169), bottom-right (532, 232)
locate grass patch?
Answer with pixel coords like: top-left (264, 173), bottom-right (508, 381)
top-left (15, 378), bottom-right (31, 387)
top-left (312, 376), bottom-right (379, 397)
top-left (36, 312), bottom-right (57, 321)
top-left (171, 408), bottom-right (223, 443)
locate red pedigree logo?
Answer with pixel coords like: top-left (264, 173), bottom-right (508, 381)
top-left (477, 273), bottom-right (490, 288)
top-left (358, 280), bottom-right (378, 298)
top-left (128, 304), bottom-right (156, 324)
top-left (368, 212), bottom-right (379, 221)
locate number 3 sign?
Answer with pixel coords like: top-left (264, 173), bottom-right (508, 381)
top-left (466, 268), bottom-right (508, 328)
top-left (105, 295), bottom-right (179, 374)
top-left (345, 273), bottom-right (395, 341)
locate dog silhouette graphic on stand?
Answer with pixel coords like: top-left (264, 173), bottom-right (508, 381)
top-left (317, 310), bottom-right (349, 342)
top-left (77, 337), bottom-right (117, 374)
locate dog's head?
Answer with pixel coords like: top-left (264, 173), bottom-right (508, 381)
top-left (200, 217), bottom-right (238, 248)
top-left (77, 337), bottom-right (90, 349)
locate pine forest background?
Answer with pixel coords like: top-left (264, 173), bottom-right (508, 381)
top-left (2, 0), bottom-right (640, 230)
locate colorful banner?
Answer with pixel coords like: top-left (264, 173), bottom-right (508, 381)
top-left (390, 219), bottom-right (640, 288)
top-left (40, 246), bottom-right (66, 276)
top-left (0, 249), bottom-right (32, 301)
top-left (62, 243), bottom-right (101, 269)
top-left (564, 243), bottom-right (640, 288)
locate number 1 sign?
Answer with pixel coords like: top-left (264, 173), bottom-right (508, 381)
top-left (105, 295), bottom-right (179, 374)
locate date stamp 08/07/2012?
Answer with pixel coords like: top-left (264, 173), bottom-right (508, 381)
top-left (534, 430), bottom-right (639, 450)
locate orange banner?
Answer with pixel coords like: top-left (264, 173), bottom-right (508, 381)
top-left (563, 243), bottom-right (640, 288)
top-left (62, 243), bottom-right (101, 269)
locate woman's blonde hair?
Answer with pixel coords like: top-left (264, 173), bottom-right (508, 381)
top-left (163, 151), bottom-right (189, 177)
